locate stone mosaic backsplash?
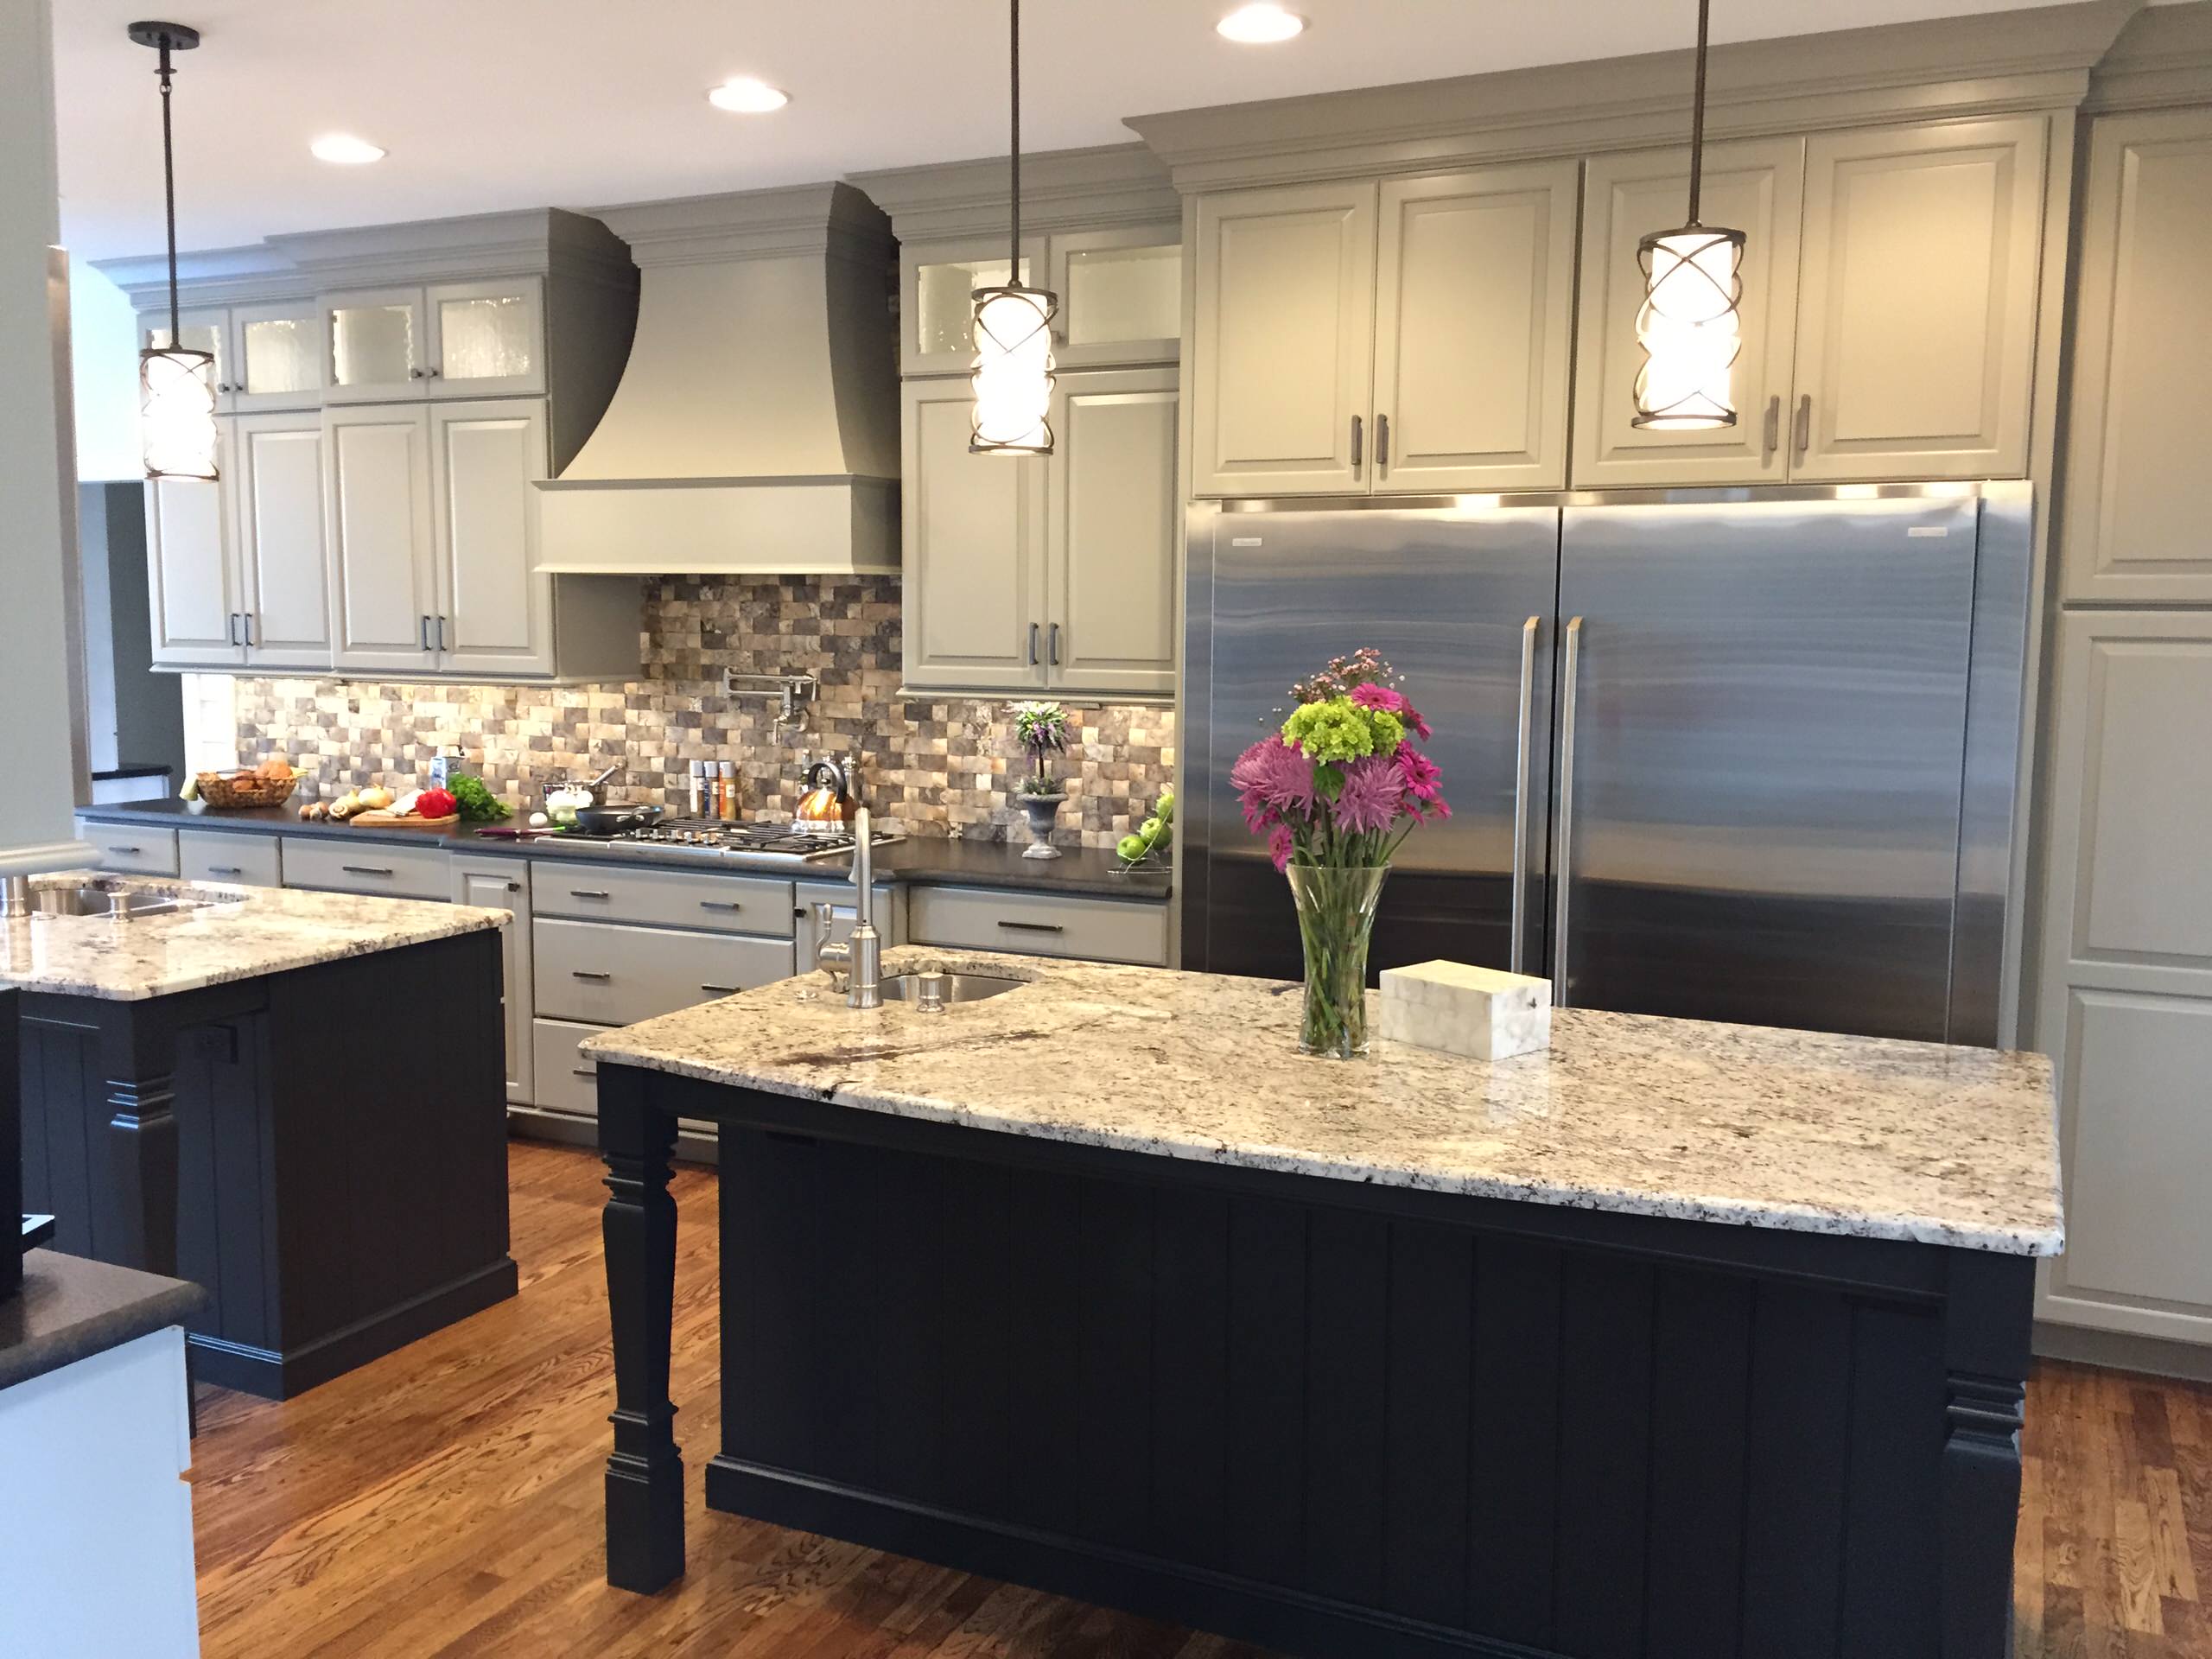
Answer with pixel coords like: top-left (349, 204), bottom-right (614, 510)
top-left (229, 575), bottom-right (1175, 850)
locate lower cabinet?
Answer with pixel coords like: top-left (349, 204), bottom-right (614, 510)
top-left (907, 885), bottom-right (1170, 967)
top-left (279, 836), bottom-right (448, 900)
top-left (178, 829), bottom-right (283, 887)
top-left (531, 1016), bottom-right (605, 1117)
top-left (2035, 610), bottom-right (2212, 1351)
top-left (534, 918), bottom-right (793, 1027)
top-left (451, 855), bottom-right (533, 1105)
top-left (74, 821), bottom-right (181, 877)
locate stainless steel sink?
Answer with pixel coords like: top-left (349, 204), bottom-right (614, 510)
top-left (878, 971), bottom-right (1024, 1007)
top-left (29, 883), bottom-right (210, 920)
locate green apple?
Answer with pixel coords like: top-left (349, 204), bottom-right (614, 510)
top-left (1140, 817), bottom-right (1164, 841)
top-left (1117, 834), bottom-right (1147, 862)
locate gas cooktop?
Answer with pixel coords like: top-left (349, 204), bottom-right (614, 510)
top-left (539, 817), bottom-right (901, 869)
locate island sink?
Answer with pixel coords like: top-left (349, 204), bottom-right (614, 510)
top-left (876, 969), bottom-right (1023, 1006)
top-left (27, 879), bottom-right (226, 920)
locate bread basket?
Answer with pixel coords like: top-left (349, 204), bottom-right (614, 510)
top-left (195, 769), bottom-right (300, 810)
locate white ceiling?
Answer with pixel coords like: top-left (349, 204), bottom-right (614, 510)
top-left (54, 0), bottom-right (2087, 263)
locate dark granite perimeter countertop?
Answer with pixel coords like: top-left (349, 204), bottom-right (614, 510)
top-left (0, 1250), bottom-right (206, 1393)
top-left (75, 799), bottom-right (1171, 901)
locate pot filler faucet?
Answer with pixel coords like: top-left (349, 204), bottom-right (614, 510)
top-left (815, 806), bottom-right (882, 1008)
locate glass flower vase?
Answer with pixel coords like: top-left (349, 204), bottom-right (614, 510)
top-left (1285, 863), bottom-right (1389, 1059)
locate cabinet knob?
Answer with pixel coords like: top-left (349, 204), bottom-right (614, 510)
top-left (409, 367), bottom-right (426, 379)
top-left (426, 366), bottom-right (442, 378)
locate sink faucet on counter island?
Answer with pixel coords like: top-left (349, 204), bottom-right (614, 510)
top-left (0, 872), bottom-right (517, 1398)
top-left (584, 949), bottom-right (2062, 1659)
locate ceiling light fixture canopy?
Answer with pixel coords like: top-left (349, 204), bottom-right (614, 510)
top-left (130, 19), bottom-right (218, 481)
top-left (708, 77), bottom-right (789, 113)
top-left (1216, 4), bottom-right (1306, 44)
top-left (310, 133), bottom-right (386, 164)
top-left (1632, 0), bottom-right (1745, 431)
top-left (970, 0), bottom-right (1056, 456)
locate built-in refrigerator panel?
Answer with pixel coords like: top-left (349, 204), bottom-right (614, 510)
top-left (1552, 495), bottom-right (1980, 1040)
top-left (1184, 504), bottom-right (1560, 982)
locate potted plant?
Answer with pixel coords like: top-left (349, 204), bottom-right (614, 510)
top-left (1008, 700), bottom-right (1071, 860)
top-left (1231, 650), bottom-right (1449, 1058)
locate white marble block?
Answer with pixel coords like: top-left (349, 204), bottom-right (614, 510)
top-left (1376, 960), bottom-right (1552, 1061)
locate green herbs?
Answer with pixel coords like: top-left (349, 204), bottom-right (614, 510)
top-left (444, 772), bottom-right (511, 823)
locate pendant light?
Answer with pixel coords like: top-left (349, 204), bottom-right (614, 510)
top-left (1632, 0), bottom-right (1745, 430)
top-left (969, 0), bottom-right (1056, 456)
top-left (131, 20), bottom-right (219, 481)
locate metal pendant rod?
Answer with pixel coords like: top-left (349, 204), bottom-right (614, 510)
top-left (1007, 0), bottom-right (1021, 268)
top-left (1687, 0), bottom-right (1712, 227)
top-left (158, 38), bottom-right (180, 340)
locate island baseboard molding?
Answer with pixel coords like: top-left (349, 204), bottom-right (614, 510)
top-left (598, 1064), bottom-right (2037, 1659)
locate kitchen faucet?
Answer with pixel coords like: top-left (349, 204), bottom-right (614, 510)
top-left (814, 806), bottom-right (881, 1008)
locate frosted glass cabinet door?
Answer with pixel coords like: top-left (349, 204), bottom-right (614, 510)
top-left (322, 286), bottom-right (427, 403)
top-left (143, 306), bottom-right (232, 414)
top-left (900, 236), bottom-right (1047, 375)
top-left (1048, 226), bottom-right (1183, 368)
top-left (425, 278), bottom-right (545, 397)
top-left (230, 302), bottom-right (322, 411)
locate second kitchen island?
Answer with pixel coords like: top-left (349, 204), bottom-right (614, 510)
top-left (587, 950), bottom-right (2063, 1659)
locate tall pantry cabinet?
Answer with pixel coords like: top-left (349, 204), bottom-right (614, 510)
top-left (2033, 15), bottom-right (2212, 1363)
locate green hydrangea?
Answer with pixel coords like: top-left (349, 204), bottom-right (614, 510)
top-left (1281, 696), bottom-right (1403, 764)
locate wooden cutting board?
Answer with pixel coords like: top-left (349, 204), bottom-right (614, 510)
top-left (345, 810), bottom-right (461, 830)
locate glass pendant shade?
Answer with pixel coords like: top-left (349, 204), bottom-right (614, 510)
top-left (1632, 226), bottom-right (1745, 429)
top-left (969, 283), bottom-right (1058, 454)
top-left (140, 345), bottom-right (219, 480)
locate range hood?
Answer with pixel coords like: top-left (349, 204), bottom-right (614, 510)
top-left (536, 182), bottom-right (900, 576)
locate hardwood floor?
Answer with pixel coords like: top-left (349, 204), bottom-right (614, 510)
top-left (186, 1138), bottom-right (2211, 1658)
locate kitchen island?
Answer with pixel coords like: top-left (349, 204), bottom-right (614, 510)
top-left (588, 950), bottom-right (2062, 1658)
top-left (3, 873), bottom-right (516, 1395)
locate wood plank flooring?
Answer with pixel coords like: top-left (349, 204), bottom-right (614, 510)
top-left (184, 1139), bottom-right (2211, 1658)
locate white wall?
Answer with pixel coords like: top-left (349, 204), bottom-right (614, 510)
top-left (71, 262), bottom-right (140, 480)
top-left (0, 0), bottom-right (86, 846)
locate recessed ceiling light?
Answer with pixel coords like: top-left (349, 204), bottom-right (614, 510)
top-left (309, 134), bottom-right (386, 165)
top-left (1216, 4), bottom-right (1306, 43)
top-left (708, 77), bottom-right (790, 113)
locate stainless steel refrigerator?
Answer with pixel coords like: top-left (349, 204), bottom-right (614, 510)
top-left (1180, 483), bottom-right (2031, 1046)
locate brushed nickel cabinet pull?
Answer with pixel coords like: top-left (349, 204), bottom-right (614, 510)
top-left (1376, 411), bottom-right (1391, 467)
top-left (698, 899), bottom-right (741, 911)
top-left (1793, 394), bottom-right (1812, 459)
top-left (1027, 622), bottom-right (1039, 665)
top-left (700, 983), bottom-right (739, 995)
top-left (1762, 395), bottom-right (1781, 459)
top-left (340, 864), bottom-right (392, 876)
top-left (570, 1066), bottom-right (596, 1078)
top-left (1350, 412), bottom-right (1364, 470)
top-left (208, 865), bottom-right (242, 876)
top-left (1048, 622), bottom-right (1061, 665)
top-left (570, 969), bottom-right (612, 981)
top-left (997, 919), bottom-right (1065, 934)
top-left (569, 888), bottom-right (611, 899)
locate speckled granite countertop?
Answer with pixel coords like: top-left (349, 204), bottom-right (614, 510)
top-left (73, 801), bottom-right (1170, 900)
top-left (0, 873), bottom-right (506, 1001)
top-left (584, 948), bottom-right (2064, 1256)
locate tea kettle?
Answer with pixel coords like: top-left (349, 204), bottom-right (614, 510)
top-left (795, 752), bottom-right (858, 826)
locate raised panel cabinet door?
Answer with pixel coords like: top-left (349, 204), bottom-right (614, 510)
top-left (324, 405), bottom-right (439, 673)
top-left (425, 277), bottom-right (546, 398)
top-left (429, 399), bottom-right (553, 677)
top-left (1790, 117), bottom-right (2048, 482)
top-left (145, 421), bottom-right (244, 667)
top-left (451, 856), bottom-right (534, 1105)
top-left (1046, 368), bottom-right (1179, 697)
top-left (1191, 181), bottom-right (1377, 497)
top-left (321, 285), bottom-right (428, 404)
top-left (900, 378), bottom-right (1047, 692)
top-left (2061, 109), bottom-right (2212, 604)
top-left (232, 415), bottom-right (332, 668)
top-left (228, 300), bottom-right (323, 412)
top-left (1373, 162), bottom-right (1579, 493)
top-left (1571, 137), bottom-right (1805, 487)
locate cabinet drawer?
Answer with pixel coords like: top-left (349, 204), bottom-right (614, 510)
top-left (178, 829), bottom-right (283, 887)
top-left (279, 837), bottom-right (448, 899)
top-left (531, 1017), bottom-right (605, 1118)
top-left (76, 823), bottom-right (180, 877)
top-left (535, 917), bottom-right (794, 1027)
top-left (908, 885), bottom-right (1168, 967)
top-left (531, 860), bottom-right (797, 937)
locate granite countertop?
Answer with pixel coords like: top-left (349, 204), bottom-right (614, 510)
top-left (0, 873), bottom-right (508, 1001)
top-left (73, 799), bottom-right (1171, 901)
top-left (584, 948), bottom-right (2065, 1256)
top-left (0, 1250), bottom-right (205, 1393)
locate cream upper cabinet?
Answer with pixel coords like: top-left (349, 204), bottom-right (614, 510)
top-left (146, 425), bottom-right (244, 668)
top-left (429, 399), bottom-right (553, 677)
top-left (1046, 367), bottom-right (1179, 696)
top-left (231, 414), bottom-right (331, 667)
top-left (1047, 226), bottom-right (1184, 371)
top-left (899, 237), bottom-right (1049, 377)
top-left (1572, 139), bottom-right (1806, 486)
top-left (1191, 181), bottom-right (1377, 497)
top-left (1372, 162), bottom-right (1578, 493)
top-left (325, 404), bottom-right (439, 673)
top-left (1789, 117), bottom-right (2047, 482)
top-left (901, 378), bottom-right (1047, 692)
top-left (2061, 108), bottom-right (2212, 605)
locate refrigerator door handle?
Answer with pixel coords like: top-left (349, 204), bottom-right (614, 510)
top-left (1552, 615), bottom-right (1585, 1007)
top-left (1510, 614), bottom-right (1540, 975)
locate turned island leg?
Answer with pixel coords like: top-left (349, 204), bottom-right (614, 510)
top-left (600, 1061), bottom-right (684, 1592)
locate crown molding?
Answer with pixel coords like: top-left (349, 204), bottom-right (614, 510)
top-left (849, 143), bottom-right (1179, 241)
top-left (1127, 0), bottom-right (2140, 191)
top-left (2087, 1), bottom-right (2212, 111)
top-left (591, 181), bottom-right (892, 269)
